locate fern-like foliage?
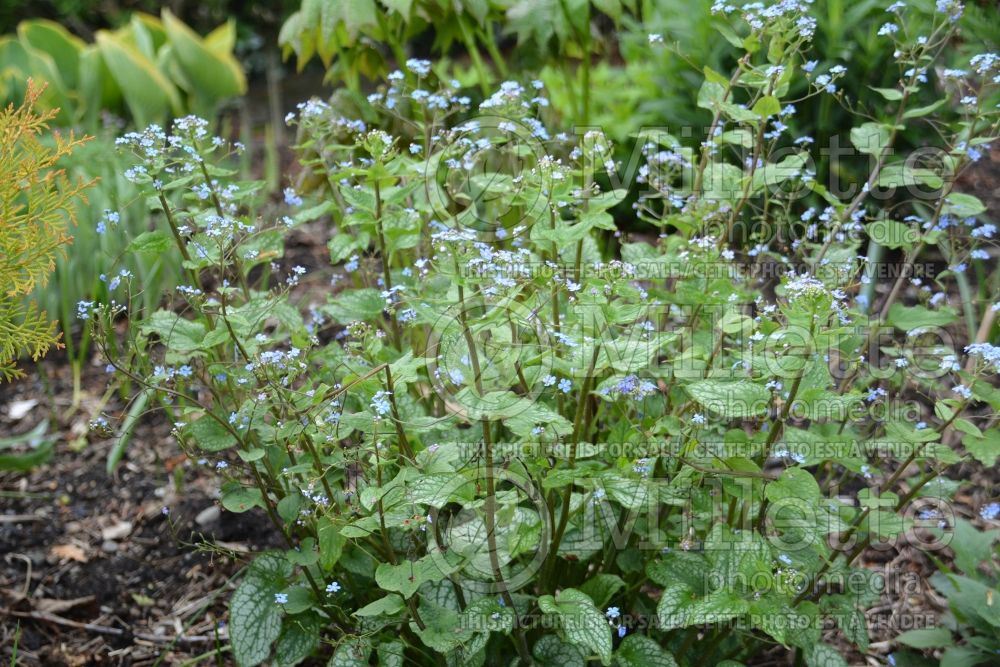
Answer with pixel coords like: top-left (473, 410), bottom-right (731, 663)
top-left (0, 79), bottom-right (93, 381)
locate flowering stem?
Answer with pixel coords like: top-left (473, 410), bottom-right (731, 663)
top-left (545, 342), bottom-right (600, 589)
top-left (383, 364), bottom-right (414, 461)
top-left (157, 193), bottom-right (202, 292)
top-left (371, 428), bottom-right (426, 630)
top-left (373, 177), bottom-right (402, 349)
top-left (452, 271), bottom-right (530, 664)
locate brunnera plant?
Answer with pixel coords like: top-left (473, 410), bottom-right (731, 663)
top-left (88, 1), bottom-right (1000, 666)
top-left (0, 79), bottom-right (93, 381)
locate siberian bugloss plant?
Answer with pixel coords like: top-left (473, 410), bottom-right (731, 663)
top-left (89, 1), bottom-right (1000, 665)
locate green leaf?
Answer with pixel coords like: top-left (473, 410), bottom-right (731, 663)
top-left (0, 420), bottom-right (55, 471)
top-left (579, 574), bottom-right (625, 609)
top-left (752, 95), bottom-right (781, 118)
top-left (949, 519), bottom-right (1000, 577)
top-left (538, 589), bottom-right (613, 665)
top-left (866, 219), bottom-right (917, 250)
top-left (870, 86), bottom-right (903, 101)
top-left (377, 641), bottom-right (406, 667)
top-left (354, 594), bottom-right (406, 617)
top-left (127, 230), bottom-right (174, 256)
top-left (277, 586), bottom-right (314, 614)
top-left (963, 429), bottom-right (1000, 466)
top-left (613, 634), bottom-right (678, 667)
top-left (805, 643), bottom-right (848, 667)
top-left (697, 80), bottom-right (726, 110)
top-left (655, 582), bottom-right (693, 630)
top-left (850, 123), bottom-right (889, 157)
top-left (895, 627), bottom-right (954, 648)
top-left (141, 310), bottom-right (206, 352)
top-left (318, 517), bottom-right (347, 571)
top-left (751, 153), bottom-right (807, 192)
top-left (327, 639), bottom-right (372, 667)
top-left (686, 380), bottom-right (770, 419)
top-left (886, 304), bottom-right (958, 331)
top-left (322, 288), bottom-right (386, 324)
top-left (221, 481), bottom-right (264, 513)
top-left (533, 634), bottom-right (586, 667)
top-left (902, 98), bottom-right (948, 120)
top-left (462, 596), bottom-right (515, 634)
top-left (230, 554), bottom-right (292, 667)
top-left (876, 164), bottom-right (943, 190)
top-left (943, 192), bottom-right (986, 218)
top-left (320, 0), bottom-right (378, 43)
top-left (409, 599), bottom-right (475, 653)
top-left (374, 557), bottom-right (453, 599)
top-left (184, 414), bottom-right (237, 451)
top-left (765, 467), bottom-right (821, 503)
top-left (274, 612), bottom-right (322, 667)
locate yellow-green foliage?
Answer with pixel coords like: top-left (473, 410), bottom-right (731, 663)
top-left (0, 79), bottom-right (93, 381)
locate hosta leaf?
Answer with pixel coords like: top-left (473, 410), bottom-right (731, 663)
top-left (95, 29), bottom-right (181, 125)
top-left (162, 8), bottom-right (246, 101)
top-left (17, 19), bottom-right (85, 89)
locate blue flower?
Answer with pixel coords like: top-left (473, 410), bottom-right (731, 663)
top-left (558, 378), bottom-right (572, 394)
top-left (274, 593), bottom-right (288, 604)
top-left (371, 390), bottom-right (392, 417)
top-left (326, 581), bottom-right (341, 593)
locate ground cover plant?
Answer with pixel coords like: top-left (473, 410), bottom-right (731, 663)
top-left (3, 0), bottom-right (1000, 666)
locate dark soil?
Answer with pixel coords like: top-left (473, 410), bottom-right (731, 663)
top-left (0, 358), bottom-right (282, 666)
